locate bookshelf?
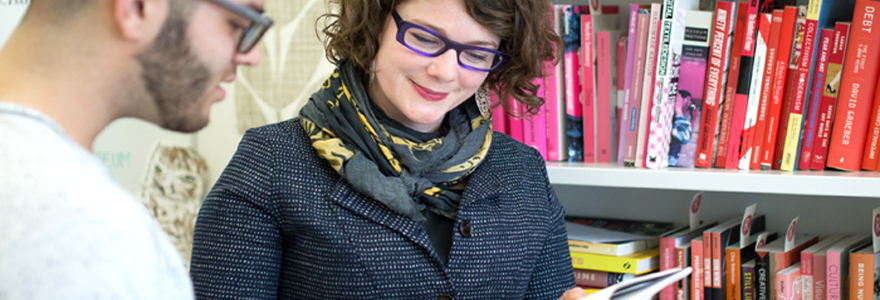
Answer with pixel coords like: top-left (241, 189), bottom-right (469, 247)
top-left (549, 0), bottom-right (876, 241)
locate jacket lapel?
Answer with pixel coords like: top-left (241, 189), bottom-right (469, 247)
top-left (327, 180), bottom-right (434, 252)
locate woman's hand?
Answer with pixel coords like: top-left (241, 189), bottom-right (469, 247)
top-left (558, 287), bottom-right (588, 300)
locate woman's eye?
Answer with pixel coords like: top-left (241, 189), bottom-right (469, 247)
top-left (413, 33), bottom-right (439, 45)
top-left (229, 21), bottom-right (247, 33)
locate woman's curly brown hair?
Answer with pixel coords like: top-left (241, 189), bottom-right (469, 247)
top-left (319, 0), bottom-right (562, 117)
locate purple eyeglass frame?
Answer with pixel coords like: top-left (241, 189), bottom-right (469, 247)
top-left (391, 10), bottom-right (511, 72)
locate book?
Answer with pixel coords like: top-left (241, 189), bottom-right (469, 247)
top-left (820, 0), bottom-right (878, 172)
top-left (862, 72), bottom-right (880, 171)
top-left (582, 14), bottom-right (597, 163)
top-left (618, 4), bottom-right (645, 166)
top-left (743, 259), bottom-right (757, 300)
top-left (575, 268), bottom-right (637, 288)
top-left (636, 3), bottom-right (664, 168)
top-left (802, 235), bottom-right (851, 300)
top-left (566, 216), bottom-right (679, 256)
top-left (490, 93), bottom-right (508, 135)
top-left (848, 242), bottom-right (879, 300)
top-left (562, 5), bottom-right (584, 162)
top-left (696, 0), bottom-right (737, 169)
top-left (675, 242), bottom-right (693, 300)
top-left (694, 236), bottom-right (706, 300)
top-left (669, 10), bottom-right (713, 168)
top-left (577, 267), bottom-right (694, 300)
top-left (755, 234), bottom-right (820, 300)
top-left (716, 1), bottom-right (750, 169)
top-left (548, 6), bottom-right (568, 162)
top-left (507, 100), bottom-right (524, 142)
top-left (738, 12), bottom-right (772, 170)
top-left (776, 262), bottom-right (803, 300)
top-left (761, 6), bottom-right (800, 170)
top-left (571, 247), bottom-right (661, 275)
top-left (827, 235), bottom-right (872, 300)
top-left (596, 30), bottom-right (622, 163)
top-left (624, 8), bottom-right (651, 167)
top-left (645, 0), bottom-right (702, 169)
top-left (812, 22), bottom-right (851, 170)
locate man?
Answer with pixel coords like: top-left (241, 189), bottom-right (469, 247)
top-left (0, 0), bottom-right (271, 298)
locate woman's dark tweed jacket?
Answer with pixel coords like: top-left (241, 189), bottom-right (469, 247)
top-left (190, 117), bottom-right (575, 300)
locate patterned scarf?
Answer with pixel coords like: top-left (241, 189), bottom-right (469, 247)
top-left (299, 60), bottom-right (493, 222)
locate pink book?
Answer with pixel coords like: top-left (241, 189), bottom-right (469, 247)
top-left (623, 8), bottom-right (650, 167)
top-left (581, 14), bottom-right (596, 163)
top-left (523, 78), bottom-right (548, 160)
top-left (596, 30), bottom-right (622, 163)
top-left (507, 101), bottom-right (524, 143)
top-left (547, 7), bottom-right (567, 162)
top-left (490, 93), bottom-right (508, 135)
top-left (826, 235), bottom-right (871, 300)
top-left (636, 4), bottom-right (662, 168)
top-left (618, 4), bottom-right (644, 165)
top-left (562, 5), bottom-right (584, 162)
top-left (776, 262), bottom-right (802, 300)
top-left (617, 36), bottom-right (628, 141)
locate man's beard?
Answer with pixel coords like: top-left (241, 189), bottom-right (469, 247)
top-left (137, 8), bottom-right (214, 133)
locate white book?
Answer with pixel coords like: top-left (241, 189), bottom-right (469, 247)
top-left (578, 267), bottom-right (694, 300)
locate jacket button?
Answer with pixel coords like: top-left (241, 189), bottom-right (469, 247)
top-left (438, 294), bottom-right (454, 300)
top-left (459, 220), bottom-right (473, 237)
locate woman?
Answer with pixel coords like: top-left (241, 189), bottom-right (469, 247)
top-left (190, 0), bottom-right (584, 299)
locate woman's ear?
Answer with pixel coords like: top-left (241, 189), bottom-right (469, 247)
top-left (113, 0), bottom-right (168, 45)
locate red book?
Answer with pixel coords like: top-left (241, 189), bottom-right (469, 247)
top-left (490, 93), bottom-right (508, 135)
top-left (507, 100), bottom-right (524, 143)
top-left (812, 22), bottom-right (851, 170)
top-left (581, 14), bottom-right (596, 163)
top-left (861, 74), bottom-right (880, 171)
top-left (696, 1), bottom-right (737, 168)
top-left (798, 29), bottom-right (833, 170)
top-left (716, 2), bottom-right (750, 169)
top-left (749, 10), bottom-right (784, 170)
top-left (827, 0), bottom-right (880, 171)
top-left (760, 6), bottom-right (799, 170)
top-left (523, 77), bottom-right (548, 159)
top-left (772, 7), bottom-right (809, 170)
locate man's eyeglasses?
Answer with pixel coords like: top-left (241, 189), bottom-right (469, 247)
top-left (392, 10), bottom-right (510, 72)
top-left (205, 0), bottom-right (274, 53)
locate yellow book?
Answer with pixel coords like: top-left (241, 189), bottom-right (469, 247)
top-left (571, 247), bottom-right (660, 275)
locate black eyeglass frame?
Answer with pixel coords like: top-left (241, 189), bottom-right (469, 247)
top-left (391, 10), bottom-right (511, 72)
top-left (205, 0), bottom-right (274, 53)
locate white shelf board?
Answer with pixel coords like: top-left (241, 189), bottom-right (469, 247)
top-left (546, 162), bottom-right (880, 198)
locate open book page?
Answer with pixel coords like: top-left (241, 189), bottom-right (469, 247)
top-left (577, 267), bottom-right (693, 300)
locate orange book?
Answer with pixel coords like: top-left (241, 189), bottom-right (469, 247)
top-left (848, 243), bottom-right (878, 300)
top-left (827, 0), bottom-right (880, 171)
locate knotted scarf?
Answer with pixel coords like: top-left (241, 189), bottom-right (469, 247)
top-left (299, 60), bottom-right (493, 222)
